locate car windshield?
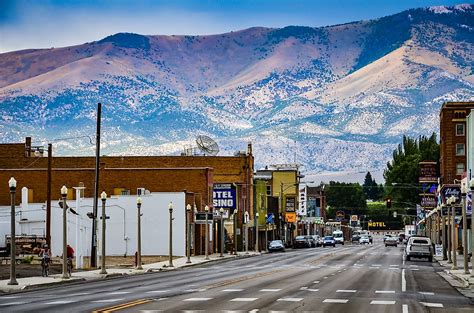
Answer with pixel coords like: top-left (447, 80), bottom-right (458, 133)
top-left (361, 236), bottom-right (368, 239)
top-left (270, 240), bottom-right (283, 245)
top-left (296, 236), bottom-right (306, 240)
top-left (324, 236), bottom-right (334, 240)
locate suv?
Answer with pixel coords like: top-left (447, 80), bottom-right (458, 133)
top-left (405, 236), bottom-right (433, 262)
top-left (294, 236), bottom-right (311, 248)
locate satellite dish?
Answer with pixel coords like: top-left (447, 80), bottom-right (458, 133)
top-left (196, 135), bottom-right (219, 156)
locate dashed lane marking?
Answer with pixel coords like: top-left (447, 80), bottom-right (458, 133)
top-left (420, 302), bottom-right (443, 308)
top-left (322, 299), bottom-right (349, 303)
top-left (183, 298), bottom-right (212, 302)
top-left (230, 298), bottom-right (258, 302)
top-left (91, 299), bottom-right (124, 303)
top-left (106, 291), bottom-right (131, 295)
top-left (305, 289), bottom-right (319, 292)
top-left (277, 298), bottom-right (303, 302)
top-left (371, 300), bottom-right (396, 305)
top-left (139, 310), bottom-right (163, 313)
top-left (260, 289), bottom-right (282, 292)
top-left (145, 290), bottom-right (169, 294)
top-left (402, 304), bottom-right (408, 313)
top-left (184, 289), bottom-right (207, 292)
top-left (44, 300), bottom-right (77, 305)
top-left (375, 290), bottom-right (395, 294)
top-left (418, 292), bottom-right (434, 296)
top-left (0, 296), bottom-right (20, 299)
top-left (402, 269), bottom-right (406, 292)
top-left (336, 290), bottom-right (357, 293)
top-left (323, 277), bottom-right (328, 279)
top-left (0, 302), bottom-right (26, 306)
top-left (299, 287), bottom-right (308, 290)
top-left (222, 289), bottom-right (244, 292)
top-left (313, 281), bottom-right (320, 284)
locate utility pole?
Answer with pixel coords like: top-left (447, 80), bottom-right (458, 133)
top-left (204, 205), bottom-right (210, 260)
top-left (186, 204), bottom-right (192, 263)
top-left (91, 102), bottom-right (102, 268)
top-left (8, 177), bottom-right (18, 285)
top-left (168, 202), bottom-right (174, 267)
top-left (136, 197), bottom-right (143, 270)
top-left (255, 212), bottom-right (259, 253)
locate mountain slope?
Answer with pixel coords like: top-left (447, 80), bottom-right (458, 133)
top-left (0, 4), bottom-right (473, 178)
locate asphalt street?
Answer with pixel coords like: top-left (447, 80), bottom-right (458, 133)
top-left (0, 238), bottom-right (472, 312)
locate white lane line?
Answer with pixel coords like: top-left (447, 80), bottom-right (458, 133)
top-left (390, 264), bottom-right (399, 267)
top-left (0, 296), bottom-right (20, 299)
top-left (184, 289), bottom-right (207, 292)
top-left (418, 292), bottom-right (434, 296)
top-left (145, 290), bottom-right (169, 294)
top-left (92, 299), bottom-right (124, 303)
top-left (402, 269), bottom-right (406, 292)
top-left (222, 289), bottom-right (243, 292)
top-left (323, 277), bottom-right (328, 279)
top-left (106, 291), bottom-right (131, 295)
top-left (371, 300), bottom-right (396, 305)
top-left (70, 292), bottom-right (91, 296)
top-left (410, 268), bottom-right (419, 271)
top-left (420, 302), bottom-right (443, 308)
top-left (299, 287), bottom-right (308, 290)
top-left (314, 281), bottom-right (320, 284)
top-left (249, 310), bottom-right (259, 313)
top-left (336, 289), bottom-right (357, 293)
top-left (230, 298), bottom-right (258, 302)
top-left (260, 289), bottom-right (281, 292)
top-left (0, 302), bottom-right (26, 306)
top-left (323, 299), bottom-right (349, 303)
top-left (331, 273), bottom-right (336, 276)
top-left (183, 298), bottom-right (212, 302)
top-left (306, 289), bottom-right (319, 292)
top-left (277, 298), bottom-right (303, 302)
top-left (375, 290), bottom-right (395, 294)
top-left (402, 304), bottom-right (409, 313)
top-left (44, 300), bottom-right (76, 305)
top-left (409, 265), bottom-right (418, 267)
top-left (372, 264), bottom-right (382, 267)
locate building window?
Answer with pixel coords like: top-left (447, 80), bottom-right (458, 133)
top-left (456, 143), bottom-right (465, 156)
top-left (456, 163), bottom-right (465, 175)
top-left (266, 185), bottom-right (271, 195)
top-left (456, 124), bottom-right (465, 136)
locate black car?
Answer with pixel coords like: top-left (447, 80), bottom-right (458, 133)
top-left (351, 235), bottom-right (360, 242)
top-left (293, 236), bottom-right (311, 248)
top-left (305, 235), bottom-right (317, 247)
top-left (268, 240), bottom-right (285, 252)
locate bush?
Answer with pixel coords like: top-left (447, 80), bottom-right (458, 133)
top-left (20, 255), bottom-right (34, 264)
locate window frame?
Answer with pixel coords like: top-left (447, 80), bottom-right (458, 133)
top-left (455, 123), bottom-right (465, 136)
top-left (456, 162), bottom-right (465, 175)
top-left (455, 143), bottom-right (465, 156)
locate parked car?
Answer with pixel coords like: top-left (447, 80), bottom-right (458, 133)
top-left (351, 234), bottom-right (360, 242)
top-left (383, 234), bottom-right (392, 243)
top-left (311, 235), bottom-right (321, 247)
top-left (305, 235), bottom-right (316, 248)
top-left (294, 236), bottom-right (311, 248)
top-left (385, 236), bottom-right (398, 247)
top-left (268, 240), bottom-right (285, 252)
top-left (322, 236), bottom-right (336, 247)
top-left (359, 235), bottom-right (370, 244)
top-left (405, 236), bottom-right (433, 262)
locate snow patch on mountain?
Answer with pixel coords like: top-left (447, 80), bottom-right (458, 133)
top-left (345, 112), bottom-right (384, 135)
top-left (298, 122), bottom-right (342, 136)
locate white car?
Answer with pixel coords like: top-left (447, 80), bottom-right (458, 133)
top-left (405, 236), bottom-right (433, 262)
top-left (359, 236), bottom-right (370, 244)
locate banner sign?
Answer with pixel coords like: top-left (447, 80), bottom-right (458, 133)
top-left (419, 161), bottom-right (437, 183)
top-left (285, 212), bottom-right (296, 223)
top-left (285, 197), bottom-right (296, 212)
top-left (467, 191), bottom-right (472, 216)
top-left (307, 197), bottom-right (316, 218)
top-left (420, 194), bottom-right (437, 208)
top-left (213, 183), bottom-right (236, 210)
top-left (298, 187), bottom-right (307, 216)
top-left (440, 185), bottom-right (461, 204)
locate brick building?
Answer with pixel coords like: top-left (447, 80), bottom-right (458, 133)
top-left (0, 137), bottom-right (254, 255)
top-left (439, 102), bottom-right (474, 184)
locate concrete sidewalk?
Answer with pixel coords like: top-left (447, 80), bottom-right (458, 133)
top-left (0, 251), bottom-right (260, 293)
top-left (435, 253), bottom-right (474, 298)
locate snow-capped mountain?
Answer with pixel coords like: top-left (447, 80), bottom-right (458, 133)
top-left (0, 4), bottom-right (473, 178)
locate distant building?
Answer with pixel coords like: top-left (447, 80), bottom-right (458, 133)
top-left (439, 101), bottom-right (474, 184)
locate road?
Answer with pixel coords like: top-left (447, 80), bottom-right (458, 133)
top-left (0, 239), bottom-right (472, 312)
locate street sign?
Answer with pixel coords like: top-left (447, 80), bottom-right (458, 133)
top-left (195, 212), bottom-right (214, 224)
top-left (213, 209), bottom-right (229, 219)
top-left (285, 212), bottom-right (296, 223)
top-left (435, 244), bottom-right (443, 257)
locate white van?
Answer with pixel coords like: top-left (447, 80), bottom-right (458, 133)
top-left (333, 230), bottom-right (344, 245)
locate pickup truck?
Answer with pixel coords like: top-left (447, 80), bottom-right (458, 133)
top-left (405, 236), bottom-right (433, 262)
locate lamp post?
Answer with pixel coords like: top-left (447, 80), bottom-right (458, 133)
top-left (469, 178), bottom-right (474, 278)
top-left (233, 209), bottom-right (238, 255)
top-left (447, 197), bottom-right (452, 264)
top-left (99, 191), bottom-right (107, 274)
top-left (442, 205), bottom-right (447, 260)
top-left (168, 202), bottom-right (174, 267)
top-left (186, 204), bottom-right (192, 264)
top-left (449, 195), bottom-right (458, 270)
top-left (264, 214), bottom-right (268, 252)
top-left (255, 212), bottom-right (259, 253)
top-left (244, 211), bottom-right (249, 254)
top-left (219, 208), bottom-right (224, 257)
top-left (61, 185), bottom-right (69, 279)
top-left (204, 205), bottom-right (210, 260)
top-left (461, 184), bottom-right (469, 274)
top-left (136, 197), bottom-right (143, 270)
top-left (7, 177), bottom-right (18, 285)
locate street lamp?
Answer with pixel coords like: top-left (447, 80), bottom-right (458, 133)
top-left (99, 191), bottom-right (107, 274)
top-left (136, 197), bottom-right (143, 270)
top-left (255, 212), bottom-right (259, 253)
top-left (233, 209), bottom-right (238, 255)
top-left (7, 177), bottom-right (18, 285)
top-left (264, 214), bottom-right (268, 252)
top-left (219, 208), bottom-right (224, 257)
top-left (186, 204), bottom-right (192, 264)
top-left (449, 195), bottom-right (457, 270)
top-left (61, 185), bottom-right (69, 279)
top-left (168, 202), bottom-right (174, 267)
top-left (244, 211), bottom-right (249, 254)
top-left (461, 183), bottom-right (469, 274)
top-left (204, 205), bottom-right (210, 260)
top-left (470, 178), bottom-right (474, 278)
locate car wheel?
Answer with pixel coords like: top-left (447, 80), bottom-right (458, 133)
top-left (428, 257), bottom-right (432, 262)
top-left (406, 256), bottom-right (410, 261)
top-left (385, 244), bottom-right (387, 247)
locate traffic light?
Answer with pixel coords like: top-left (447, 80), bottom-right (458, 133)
top-left (386, 198), bottom-right (392, 209)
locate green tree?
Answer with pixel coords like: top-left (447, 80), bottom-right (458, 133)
top-left (363, 171), bottom-right (383, 200)
top-left (325, 181), bottom-right (367, 219)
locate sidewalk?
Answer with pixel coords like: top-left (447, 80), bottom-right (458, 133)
top-left (435, 253), bottom-right (474, 298)
top-left (0, 251), bottom-right (260, 293)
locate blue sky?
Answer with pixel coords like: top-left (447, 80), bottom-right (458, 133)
top-left (0, 0), bottom-right (468, 53)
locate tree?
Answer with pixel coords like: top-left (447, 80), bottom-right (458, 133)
top-left (325, 181), bottom-right (367, 218)
top-left (363, 171), bottom-right (383, 200)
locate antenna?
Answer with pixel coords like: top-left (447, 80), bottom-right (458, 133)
top-left (196, 135), bottom-right (219, 156)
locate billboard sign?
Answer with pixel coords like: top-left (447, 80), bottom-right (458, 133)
top-left (419, 161), bottom-right (437, 183)
top-left (307, 197), bottom-right (316, 218)
top-left (440, 185), bottom-right (461, 204)
top-left (213, 183), bottom-right (236, 210)
top-left (298, 187), bottom-right (307, 216)
top-left (420, 194), bottom-right (437, 208)
top-left (285, 197), bottom-right (296, 212)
